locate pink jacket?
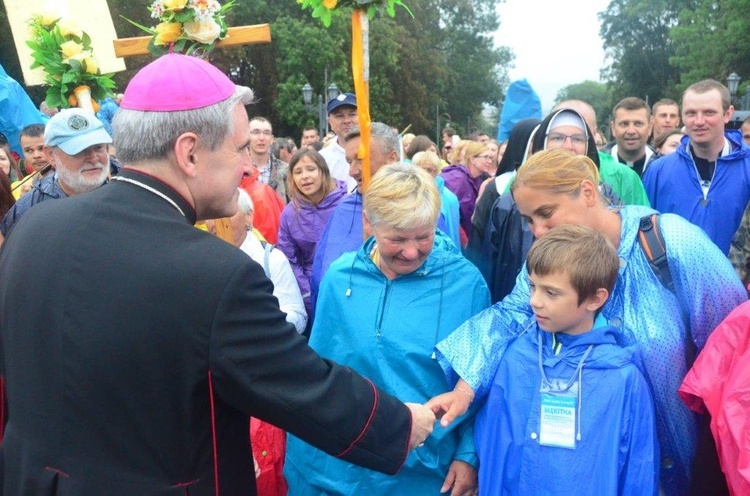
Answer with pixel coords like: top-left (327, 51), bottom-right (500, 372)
top-left (679, 300), bottom-right (750, 496)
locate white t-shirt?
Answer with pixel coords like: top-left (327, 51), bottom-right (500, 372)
top-left (320, 140), bottom-right (358, 192)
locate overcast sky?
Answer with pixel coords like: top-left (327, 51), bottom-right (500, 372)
top-left (493, 0), bottom-right (612, 113)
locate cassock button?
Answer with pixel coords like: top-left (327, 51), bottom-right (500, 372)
top-left (530, 432), bottom-right (537, 440)
top-left (261, 450), bottom-right (268, 457)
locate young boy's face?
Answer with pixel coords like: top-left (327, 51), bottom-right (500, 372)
top-left (528, 270), bottom-right (598, 336)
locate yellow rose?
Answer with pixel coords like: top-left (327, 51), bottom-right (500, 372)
top-left (57, 18), bottom-right (82, 39)
top-left (37, 8), bottom-right (59, 27)
top-left (60, 40), bottom-right (84, 60)
top-left (183, 19), bottom-right (221, 44)
top-left (163, 0), bottom-right (189, 11)
top-left (154, 22), bottom-right (182, 46)
top-left (83, 56), bottom-right (98, 75)
top-left (323, 0), bottom-right (337, 8)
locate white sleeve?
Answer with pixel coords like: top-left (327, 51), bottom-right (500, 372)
top-left (269, 250), bottom-right (308, 333)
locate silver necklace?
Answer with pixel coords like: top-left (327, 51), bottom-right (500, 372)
top-left (111, 176), bottom-right (185, 217)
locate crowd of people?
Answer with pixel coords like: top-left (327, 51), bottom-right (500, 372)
top-left (1, 52), bottom-right (750, 496)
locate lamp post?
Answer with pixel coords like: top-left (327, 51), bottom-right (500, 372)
top-left (742, 87), bottom-right (750, 112)
top-left (727, 72), bottom-right (741, 108)
top-left (302, 81), bottom-right (340, 139)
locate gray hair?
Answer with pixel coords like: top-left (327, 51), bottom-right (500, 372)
top-left (343, 122), bottom-right (399, 156)
top-left (113, 86), bottom-right (254, 163)
top-left (237, 187), bottom-right (254, 215)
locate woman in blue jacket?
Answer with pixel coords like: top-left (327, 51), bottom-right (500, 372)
top-left (285, 162), bottom-right (490, 495)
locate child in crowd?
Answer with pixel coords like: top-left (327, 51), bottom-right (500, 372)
top-left (475, 224), bottom-right (658, 495)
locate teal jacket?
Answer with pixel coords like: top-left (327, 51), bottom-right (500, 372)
top-left (285, 231), bottom-right (490, 495)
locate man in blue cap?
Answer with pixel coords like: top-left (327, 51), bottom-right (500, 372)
top-left (320, 92), bottom-right (358, 191)
top-left (0, 108), bottom-right (111, 242)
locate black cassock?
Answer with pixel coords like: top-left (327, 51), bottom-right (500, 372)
top-left (0, 169), bottom-right (411, 495)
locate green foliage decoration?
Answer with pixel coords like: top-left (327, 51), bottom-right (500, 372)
top-left (296, 0), bottom-right (412, 28)
top-left (26, 13), bottom-right (116, 109)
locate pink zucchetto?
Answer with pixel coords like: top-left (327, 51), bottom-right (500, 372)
top-left (120, 53), bottom-right (237, 112)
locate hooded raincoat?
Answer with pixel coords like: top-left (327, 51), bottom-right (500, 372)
top-left (277, 180), bottom-right (347, 309)
top-left (308, 191), bottom-right (363, 316)
top-left (643, 131), bottom-right (750, 255)
top-left (436, 175), bottom-right (461, 247)
top-left (440, 164), bottom-right (486, 240)
top-left (679, 301), bottom-right (750, 496)
top-left (436, 205), bottom-right (747, 495)
top-left (285, 232), bottom-right (490, 495)
top-left (477, 318), bottom-right (658, 495)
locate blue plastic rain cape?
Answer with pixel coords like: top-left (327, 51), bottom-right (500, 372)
top-left (497, 79), bottom-right (542, 143)
top-left (0, 63), bottom-right (47, 154)
top-left (436, 205), bottom-right (747, 495)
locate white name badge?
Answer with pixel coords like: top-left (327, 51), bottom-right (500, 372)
top-left (539, 393), bottom-right (577, 449)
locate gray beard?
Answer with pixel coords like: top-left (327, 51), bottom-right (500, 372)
top-left (56, 162), bottom-right (108, 195)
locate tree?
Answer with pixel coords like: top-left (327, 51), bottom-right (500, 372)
top-left (554, 80), bottom-right (612, 131)
top-left (671, 0), bottom-right (750, 93)
top-left (599, 0), bottom-right (692, 103)
top-left (0, 0), bottom-right (512, 142)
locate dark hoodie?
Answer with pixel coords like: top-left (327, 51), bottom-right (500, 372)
top-left (468, 118), bottom-right (540, 273)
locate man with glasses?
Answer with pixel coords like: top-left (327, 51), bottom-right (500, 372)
top-left (602, 97), bottom-right (656, 177)
top-left (249, 116), bottom-right (288, 203)
top-left (320, 93), bottom-right (358, 191)
top-left (553, 99), bottom-right (650, 207)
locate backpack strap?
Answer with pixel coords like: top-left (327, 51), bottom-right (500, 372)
top-left (638, 214), bottom-right (674, 292)
top-left (638, 214), bottom-right (696, 365)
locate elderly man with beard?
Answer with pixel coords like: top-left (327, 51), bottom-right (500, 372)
top-left (0, 108), bottom-right (111, 242)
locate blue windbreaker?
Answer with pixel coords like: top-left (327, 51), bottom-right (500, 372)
top-left (286, 232), bottom-right (490, 495)
top-left (643, 131), bottom-right (750, 255)
top-left (436, 205), bottom-right (746, 495)
top-left (477, 318), bottom-right (658, 495)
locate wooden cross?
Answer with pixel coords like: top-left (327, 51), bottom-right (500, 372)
top-left (112, 25), bottom-right (271, 58)
top-left (112, 23), bottom-right (272, 246)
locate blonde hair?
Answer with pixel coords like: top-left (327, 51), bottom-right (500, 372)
top-left (364, 162), bottom-right (440, 231)
top-left (412, 150), bottom-right (441, 175)
top-left (527, 224), bottom-right (619, 305)
top-left (450, 139), bottom-right (472, 164)
top-left (512, 149), bottom-right (600, 198)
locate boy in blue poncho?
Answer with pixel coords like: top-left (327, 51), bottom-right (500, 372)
top-left (475, 225), bottom-right (658, 496)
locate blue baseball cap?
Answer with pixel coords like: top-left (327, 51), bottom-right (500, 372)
top-left (327, 92), bottom-right (357, 114)
top-left (44, 108), bottom-right (112, 155)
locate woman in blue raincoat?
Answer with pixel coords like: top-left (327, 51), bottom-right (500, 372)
top-left (428, 149), bottom-right (747, 496)
top-left (285, 162), bottom-right (490, 495)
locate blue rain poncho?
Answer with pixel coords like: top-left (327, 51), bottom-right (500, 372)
top-left (476, 317), bottom-right (658, 495)
top-left (436, 205), bottom-right (746, 495)
top-left (286, 232), bottom-right (490, 495)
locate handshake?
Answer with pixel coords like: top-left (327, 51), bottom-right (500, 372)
top-left (406, 380), bottom-right (476, 450)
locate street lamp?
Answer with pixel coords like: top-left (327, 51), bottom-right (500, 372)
top-left (302, 82), bottom-right (340, 139)
top-left (727, 72), bottom-right (741, 105)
